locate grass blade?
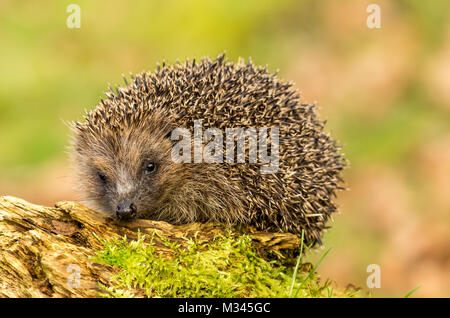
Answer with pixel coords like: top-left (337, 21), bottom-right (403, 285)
top-left (289, 229), bottom-right (305, 297)
top-left (404, 285), bottom-right (421, 298)
top-left (293, 247), bottom-right (331, 298)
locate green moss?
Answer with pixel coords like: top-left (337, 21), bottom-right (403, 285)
top-left (92, 232), bottom-right (356, 298)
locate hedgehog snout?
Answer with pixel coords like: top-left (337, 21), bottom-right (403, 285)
top-left (115, 201), bottom-right (137, 220)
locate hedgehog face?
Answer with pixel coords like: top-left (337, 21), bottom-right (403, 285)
top-left (95, 155), bottom-right (165, 220)
top-left (71, 120), bottom-right (181, 221)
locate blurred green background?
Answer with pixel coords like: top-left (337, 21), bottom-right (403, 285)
top-left (1, 0), bottom-right (449, 297)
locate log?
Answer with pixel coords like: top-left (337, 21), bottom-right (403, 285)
top-left (0, 196), bottom-right (301, 298)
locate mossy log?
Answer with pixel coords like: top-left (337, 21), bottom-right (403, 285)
top-left (0, 196), bottom-right (301, 298)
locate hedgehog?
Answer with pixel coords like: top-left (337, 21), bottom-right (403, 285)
top-left (69, 54), bottom-right (346, 245)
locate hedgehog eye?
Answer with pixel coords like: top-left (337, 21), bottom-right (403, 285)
top-left (145, 163), bottom-right (156, 174)
top-left (98, 171), bottom-right (107, 183)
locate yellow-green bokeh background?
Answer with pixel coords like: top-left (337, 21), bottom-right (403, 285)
top-left (1, 0), bottom-right (449, 297)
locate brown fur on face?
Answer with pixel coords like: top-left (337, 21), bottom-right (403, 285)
top-left (69, 54), bottom-right (347, 245)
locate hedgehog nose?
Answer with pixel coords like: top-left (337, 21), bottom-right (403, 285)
top-left (116, 202), bottom-right (137, 220)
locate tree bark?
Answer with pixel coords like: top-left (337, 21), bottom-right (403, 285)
top-left (0, 196), bottom-right (301, 298)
